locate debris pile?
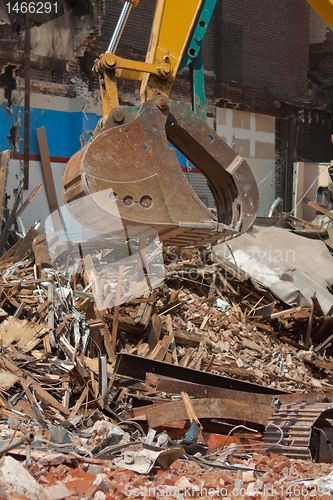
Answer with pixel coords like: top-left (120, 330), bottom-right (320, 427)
top-left (0, 224), bottom-right (332, 498)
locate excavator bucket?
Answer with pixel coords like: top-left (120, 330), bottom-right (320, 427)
top-left (62, 97), bottom-right (259, 247)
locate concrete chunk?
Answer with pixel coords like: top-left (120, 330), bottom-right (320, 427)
top-left (0, 455), bottom-right (41, 499)
top-left (38, 481), bottom-right (71, 500)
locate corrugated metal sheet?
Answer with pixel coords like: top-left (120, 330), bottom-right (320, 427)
top-left (264, 402), bottom-right (333, 461)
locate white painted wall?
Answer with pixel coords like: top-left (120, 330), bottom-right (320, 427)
top-left (209, 108), bottom-right (275, 217)
top-left (6, 158), bottom-right (66, 233)
top-left (294, 162), bottom-right (330, 221)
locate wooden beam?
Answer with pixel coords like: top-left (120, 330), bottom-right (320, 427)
top-left (0, 151), bottom-right (10, 224)
top-left (11, 226), bottom-right (39, 263)
top-left (150, 375), bottom-right (276, 407)
top-left (145, 398), bottom-right (273, 428)
top-left (28, 377), bottom-right (70, 416)
top-left (308, 200), bottom-right (333, 220)
top-left (148, 313), bottom-right (162, 350)
top-left (36, 126), bottom-right (62, 232)
top-left (23, 29), bottom-right (31, 190)
top-left (16, 183), bottom-right (42, 219)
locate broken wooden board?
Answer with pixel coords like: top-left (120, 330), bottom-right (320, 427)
top-left (147, 374), bottom-right (279, 407)
top-left (11, 226), bottom-right (39, 263)
top-left (0, 316), bottom-right (49, 352)
top-left (0, 371), bottom-right (19, 390)
top-left (32, 234), bottom-right (52, 268)
top-left (28, 377), bottom-right (70, 417)
top-left (16, 183), bottom-right (43, 219)
top-left (145, 398), bottom-right (273, 428)
top-left (308, 200), bottom-right (333, 220)
top-left (37, 126), bottom-right (62, 233)
top-left (174, 329), bottom-right (213, 348)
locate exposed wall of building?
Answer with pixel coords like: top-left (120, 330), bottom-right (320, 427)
top-left (294, 162), bottom-right (330, 221)
top-left (213, 108), bottom-right (275, 216)
top-left (212, 0), bottom-right (310, 108)
top-left (297, 112), bottom-right (333, 163)
top-left (0, 89), bottom-right (101, 156)
top-left (309, 7), bottom-right (333, 77)
top-left (1, 0), bottom-right (332, 229)
top-left (304, 6), bottom-right (333, 164)
top-left (84, 0), bottom-right (311, 110)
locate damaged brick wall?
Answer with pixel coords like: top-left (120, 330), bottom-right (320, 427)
top-left (297, 112), bottom-right (333, 163)
top-left (213, 0), bottom-right (310, 107)
top-left (310, 14), bottom-right (333, 77)
top-left (69, 0), bottom-right (311, 109)
top-left (304, 7), bottom-right (333, 163)
top-left (0, 0), bottom-right (316, 109)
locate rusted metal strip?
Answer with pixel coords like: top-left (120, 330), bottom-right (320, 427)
top-left (115, 353), bottom-right (285, 395)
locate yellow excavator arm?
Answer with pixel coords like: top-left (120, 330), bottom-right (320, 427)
top-left (306, 0), bottom-right (333, 32)
top-left (94, 0), bottom-right (205, 117)
top-left (62, 0), bottom-right (259, 247)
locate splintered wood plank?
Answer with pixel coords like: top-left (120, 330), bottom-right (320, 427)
top-left (20, 378), bottom-right (47, 428)
top-left (181, 391), bottom-right (204, 442)
top-left (174, 329), bottom-right (213, 348)
top-left (0, 150), bottom-right (10, 224)
top-left (32, 234), bottom-right (52, 268)
top-left (79, 280), bottom-right (115, 361)
top-left (36, 126), bottom-right (62, 232)
top-left (314, 304), bottom-right (333, 346)
top-left (178, 347), bottom-right (194, 367)
top-left (15, 398), bottom-right (36, 421)
top-left (311, 292), bottom-right (324, 318)
top-left (151, 375), bottom-right (275, 407)
top-left (208, 271), bottom-right (217, 299)
top-left (0, 353), bottom-right (24, 376)
top-left (69, 386), bottom-right (89, 419)
top-left (314, 333), bottom-right (333, 353)
top-left (0, 239), bottom-right (21, 265)
top-left (0, 390), bottom-right (12, 410)
top-left (11, 226), bottom-right (39, 263)
top-left (0, 182), bottom-right (24, 255)
top-left (36, 126), bottom-right (57, 213)
top-left (28, 377), bottom-right (70, 416)
top-left (199, 314), bottom-right (210, 330)
top-left (270, 306), bottom-right (303, 319)
top-left (145, 398), bottom-right (273, 428)
top-left (135, 291), bottom-right (155, 327)
top-left (148, 313), bottom-right (162, 350)
top-left (192, 340), bottom-right (206, 371)
top-left (0, 316), bottom-right (48, 352)
top-left (84, 356), bottom-right (114, 376)
top-left (165, 315), bottom-right (178, 365)
top-left (0, 372), bottom-right (19, 390)
top-left (16, 183), bottom-right (42, 219)
top-left (305, 300), bottom-right (315, 348)
top-left (308, 200), bottom-right (333, 219)
top-left (147, 334), bottom-right (171, 362)
top-left (147, 339), bottom-right (165, 360)
top-left (181, 391), bottom-right (203, 429)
